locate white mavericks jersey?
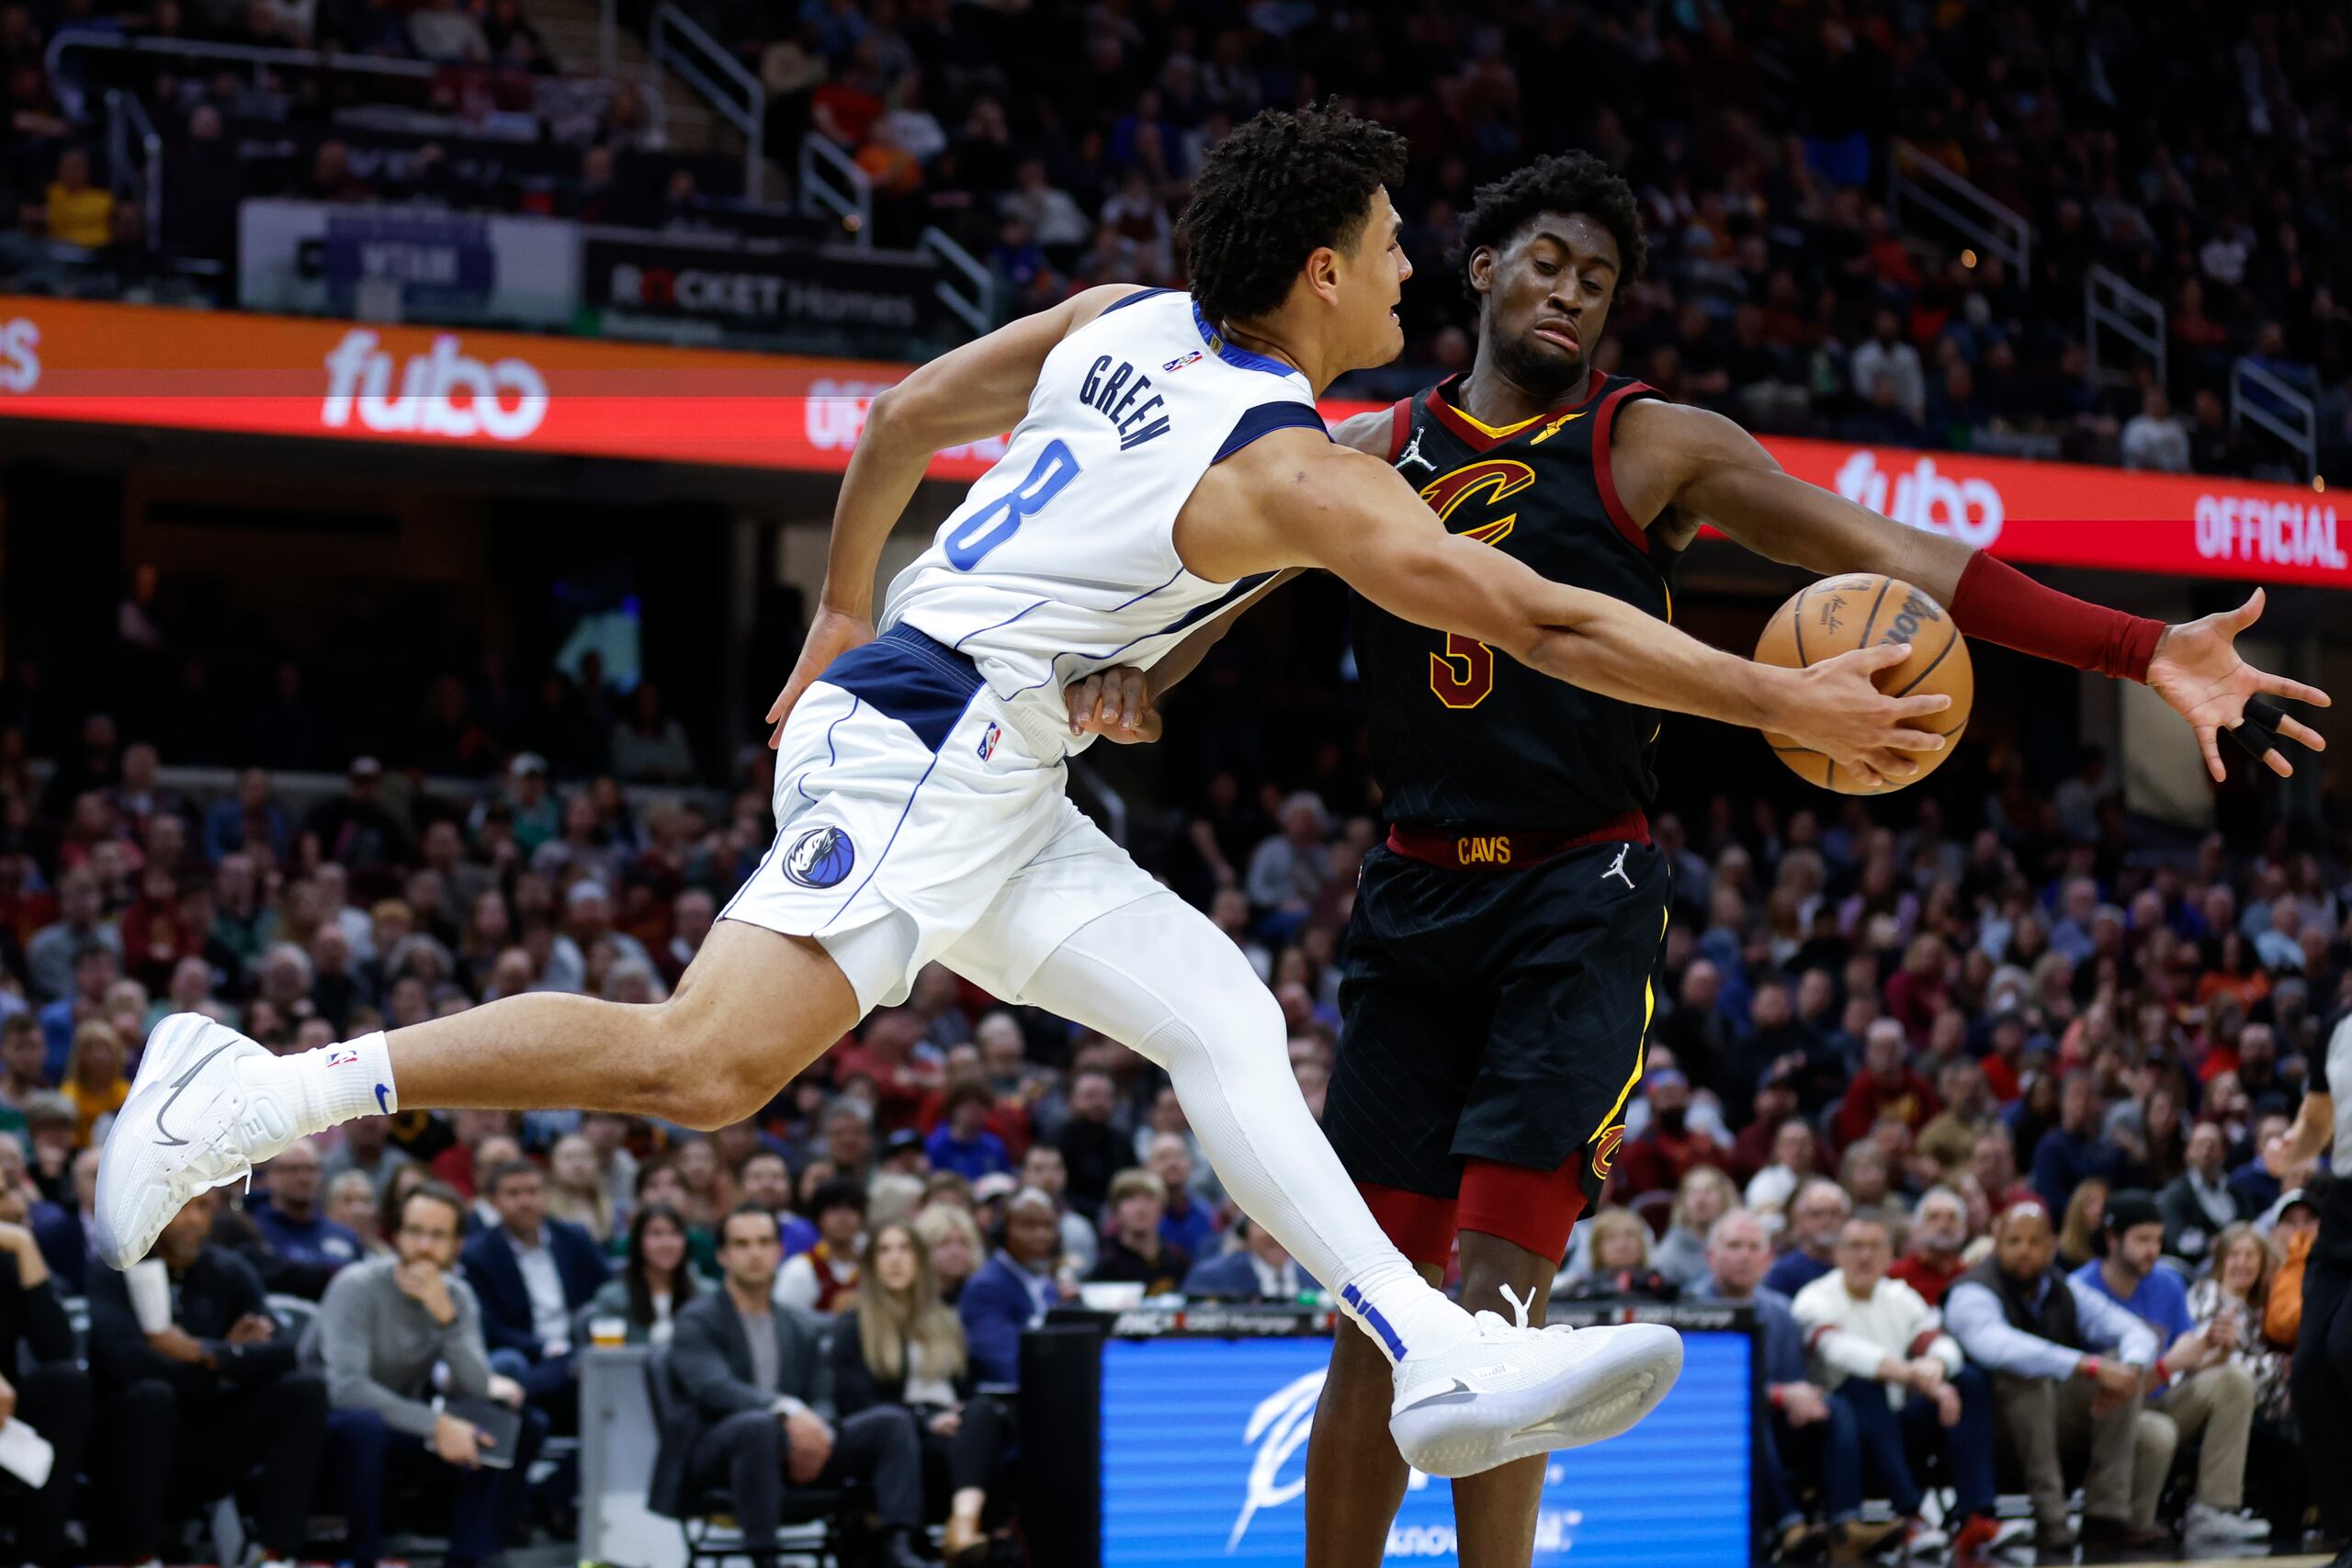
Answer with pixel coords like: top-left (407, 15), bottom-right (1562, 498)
top-left (882, 288), bottom-right (1324, 722)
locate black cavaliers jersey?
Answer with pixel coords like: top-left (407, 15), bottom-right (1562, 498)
top-left (1352, 372), bottom-right (1679, 832)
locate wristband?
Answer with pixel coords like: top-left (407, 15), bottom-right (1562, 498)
top-left (1768, 1385), bottom-right (1786, 1410)
top-left (2076, 1356), bottom-right (2102, 1381)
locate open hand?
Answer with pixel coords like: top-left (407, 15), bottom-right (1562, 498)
top-left (2146, 589), bottom-right (2330, 781)
top-left (767, 606), bottom-right (876, 748)
top-left (1065, 666), bottom-right (1159, 743)
top-left (1771, 642), bottom-right (1952, 790)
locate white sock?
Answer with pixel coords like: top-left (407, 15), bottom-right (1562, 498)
top-left (1015, 895), bottom-right (1472, 1368)
top-left (277, 1031), bottom-right (398, 1135)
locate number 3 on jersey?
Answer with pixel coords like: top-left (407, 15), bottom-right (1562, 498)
top-left (944, 439), bottom-right (1081, 570)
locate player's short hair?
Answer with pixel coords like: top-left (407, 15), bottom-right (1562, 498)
top-left (1454, 151), bottom-right (1647, 303)
top-left (1180, 101), bottom-right (1408, 326)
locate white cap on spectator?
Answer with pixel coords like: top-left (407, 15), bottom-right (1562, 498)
top-left (510, 751), bottom-right (548, 777)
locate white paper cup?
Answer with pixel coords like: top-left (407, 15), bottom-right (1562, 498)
top-left (1078, 1281), bottom-right (1145, 1311)
top-left (124, 1258), bottom-right (172, 1334)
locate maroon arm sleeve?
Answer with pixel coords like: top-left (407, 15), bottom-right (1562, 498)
top-left (1947, 552), bottom-right (2165, 682)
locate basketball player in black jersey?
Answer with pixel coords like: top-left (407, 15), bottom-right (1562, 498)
top-left (1067, 152), bottom-right (2327, 1567)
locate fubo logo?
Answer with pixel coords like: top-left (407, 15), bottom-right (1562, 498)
top-left (321, 329), bottom-right (548, 442)
top-left (1832, 449), bottom-right (2004, 547)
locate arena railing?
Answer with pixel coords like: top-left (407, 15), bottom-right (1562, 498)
top-left (798, 132), bottom-right (872, 245)
top-left (1888, 139), bottom-right (2031, 280)
top-left (648, 1), bottom-right (763, 201)
top-left (103, 88), bottom-right (162, 243)
top-left (2086, 264), bottom-right (2168, 393)
top-left (2231, 355), bottom-right (2320, 480)
top-left (920, 225), bottom-right (996, 335)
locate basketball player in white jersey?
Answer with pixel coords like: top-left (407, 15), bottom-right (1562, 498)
top-left (96, 106), bottom-right (1948, 1479)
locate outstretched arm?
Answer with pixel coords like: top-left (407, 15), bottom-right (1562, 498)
top-left (1612, 400), bottom-right (2331, 780)
top-left (1183, 432), bottom-right (1950, 787)
top-left (765, 284), bottom-right (1145, 744)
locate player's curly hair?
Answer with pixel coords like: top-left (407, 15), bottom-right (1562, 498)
top-left (1453, 152), bottom-right (1647, 304)
top-left (1179, 102), bottom-right (1408, 327)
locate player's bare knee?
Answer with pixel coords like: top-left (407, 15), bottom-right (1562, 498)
top-left (627, 998), bottom-right (761, 1129)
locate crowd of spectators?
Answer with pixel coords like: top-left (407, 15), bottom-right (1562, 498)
top-left (3, 1), bottom-right (2347, 475)
top-left (0, 604), bottom-right (2344, 1562)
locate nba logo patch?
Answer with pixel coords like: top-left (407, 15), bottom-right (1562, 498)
top-left (785, 825), bottom-right (856, 889)
top-left (1162, 349), bottom-right (1203, 372)
top-left (325, 1047), bottom-right (359, 1069)
top-left (977, 721), bottom-right (1001, 761)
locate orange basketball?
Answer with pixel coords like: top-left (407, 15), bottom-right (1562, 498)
top-left (1753, 574), bottom-right (1973, 795)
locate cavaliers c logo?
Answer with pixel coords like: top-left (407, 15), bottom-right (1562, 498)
top-left (1591, 1124), bottom-right (1626, 1180)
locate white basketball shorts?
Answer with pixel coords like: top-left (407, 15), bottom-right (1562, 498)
top-left (721, 624), bottom-right (1162, 1011)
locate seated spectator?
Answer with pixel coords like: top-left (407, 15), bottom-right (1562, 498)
top-left (59, 1018), bottom-right (127, 1148)
top-left (1969, 1126), bottom-right (2036, 1215)
top-left (586, 1201), bottom-right (707, 1347)
top-left (1792, 1214), bottom-right (2001, 1557)
top-left (29, 1145), bottom-right (95, 1291)
top-left (959, 1188), bottom-right (1066, 1387)
top-left (1019, 1144), bottom-right (1098, 1274)
top-left (1766, 1179), bottom-right (1849, 1296)
top-left (1088, 1168), bottom-right (1191, 1297)
top-left (1053, 1066), bottom-right (1126, 1221)
top-left (736, 1148), bottom-right (820, 1256)
top-left (2033, 1071), bottom-right (2122, 1213)
top-left (1838, 1139), bottom-right (1908, 1235)
top-left (545, 1132), bottom-right (615, 1245)
top-left (326, 1168), bottom-right (391, 1257)
top-left (1831, 1020), bottom-right (1939, 1148)
top-left (1143, 1132), bottom-right (1218, 1264)
top-left (914, 1203), bottom-right (984, 1304)
top-left (775, 1177), bottom-right (865, 1312)
top-left (1610, 1068), bottom-right (1725, 1199)
top-left (2072, 1190), bottom-right (2268, 1548)
top-left (0, 1010), bottom-right (47, 1133)
top-left (1743, 1115), bottom-right (1820, 1218)
top-left (458, 1157), bottom-right (608, 1421)
top-left (833, 1222), bottom-right (1012, 1561)
top-left (1652, 1166), bottom-right (1739, 1291)
top-left (311, 1180), bottom-right (541, 1568)
top-left (2056, 1178), bottom-right (2110, 1271)
top-left (2188, 1223), bottom-right (2296, 1520)
top-left (322, 1113), bottom-right (413, 1204)
top-left (1916, 1059), bottom-right (1993, 1179)
top-left (925, 1080), bottom-right (1011, 1181)
top-left (38, 942), bottom-right (116, 1086)
top-left (1945, 1200), bottom-right (2169, 1552)
top-left (658, 1205), bottom-right (927, 1568)
top-left (87, 1191), bottom-right (327, 1566)
top-left (1563, 1208), bottom-right (1676, 1303)
top-left (1183, 1216), bottom-right (1314, 1301)
top-left (0, 1168), bottom-right (89, 1568)
top-left (1695, 1208), bottom-right (1890, 1562)
top-left (2161, 1121), bottom-right (2243, 1269)
top-left (405, 0), bottom-right (487, 62)
top-left (40, 146), bottom-right (111, 249)
top-left (247, 1137), bottom-right (366, 1297)
top-left (1887, 1187), bottom-right (1970, 1306)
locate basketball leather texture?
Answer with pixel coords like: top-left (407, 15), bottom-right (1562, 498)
top-left (1754, 574), bottom-right (1973, 795)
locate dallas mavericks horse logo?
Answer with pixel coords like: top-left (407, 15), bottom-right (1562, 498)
top-left (785, 825), bottom-right (855, 889)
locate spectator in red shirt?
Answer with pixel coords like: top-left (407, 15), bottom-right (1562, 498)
top-left (1882, 934), bottom-right (1951, 1044)
top-left (1832, 1020), bottom-right (1941, 1149)
top-left (1611, 1070), bottom-right (1728, 1201)
top-left (1887, 1186), bottom-right (1971, 1306)
top-left (831, 1008), bottom-right (943, 1133)
top-left (1978, 1010), bottom-right (2030, 1104)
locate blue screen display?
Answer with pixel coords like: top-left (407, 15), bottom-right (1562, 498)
top-left (1100, 1331), bottom-right (1751, 1567)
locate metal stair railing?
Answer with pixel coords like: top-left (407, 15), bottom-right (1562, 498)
top-left (2231, 356), bottom-right (2319, 480)
top-left (2086, 264), bottom-right (2166, 390)
top-left (920, 223), bottom-right (995, 336)
top-left (1887, 139), bottom-right (2030, 278)
top-left (797, 131), bottom-right (871, 243)
top-left (649, 2), bottom-right (763, 199)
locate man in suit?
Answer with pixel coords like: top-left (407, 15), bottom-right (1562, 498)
top-left (1182, 1217), bottom-right (1315, 1302)
top-left (86, 1190), bottom-right (327, 1565)
top-left (0, 1167), bottom-right (90, 1567)
top-left (960, 1187), bottom-right (1066, 1387)
top-left (657, 1204), bottom-right (927, 1568)
top-left (458, 1157), bottom-right (607, 1427)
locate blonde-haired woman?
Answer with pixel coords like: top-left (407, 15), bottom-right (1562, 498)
top-left (832, 1222), bottom-right (1012, 1563)
top-left (914, 1203), bottom-right (985, 1304)
top-left (1562, 1208), bottom-right (1677, 1303)
top-left (62, 1019), bottom-right (130, 1147)
top-left (1652, 1166), bottom-right (1738, 1289)
top-left (2054, 1178), bottom-right (2109, 1271)
top-left (2189, 1223), bottom-right (2291, 1419)
top-left (544, 1132), bottom-right (616, 1243)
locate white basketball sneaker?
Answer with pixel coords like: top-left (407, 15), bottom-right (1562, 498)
top-left (1385, 1297), bottom-right (1683, 1479)
top-left (96, 1013), bottom-right (301, 1269)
